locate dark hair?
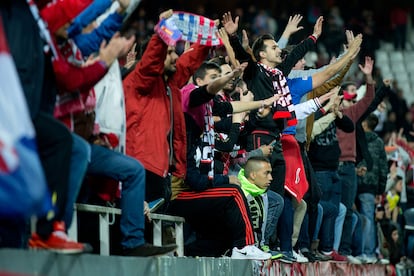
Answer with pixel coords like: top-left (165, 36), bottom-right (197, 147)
top-left (209, 56), bottom-right (227, 67)
top-left (339, 81), bottom-right (357, 95)
top-left (192, 61), bottom-right (221, 83)
top-left (364, 113), bottom-right (379, 130)
top-left (244, 156), bottom-right (270, 177)
top-left (252, 34), bottom-right (275, 62)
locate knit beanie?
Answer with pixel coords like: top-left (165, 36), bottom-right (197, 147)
top-left (40, 0), bottom-right (93, 33)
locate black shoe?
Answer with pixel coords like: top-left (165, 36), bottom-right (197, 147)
top-left (302, 251), bottom-right (317, 262)
top-left (123, 243), bottom-right (177, 257)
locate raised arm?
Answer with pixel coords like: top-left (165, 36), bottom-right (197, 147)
top-left (277, 14), bottom-right (304, 49)
top-left (126, 10), bottom-right (173, 94)
top-left (73, 1), bottom-right (129, 57)
top-left (278, 16), bottom-right (324, 75)
top-left (311, 34), bottom-right (362, 89)
top-left (222, 12), bottom-right (256, 65)
top-left (217, 28), bottom-right (240, 67)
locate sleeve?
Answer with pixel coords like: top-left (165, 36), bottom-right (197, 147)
top-left (185, 143), bottom-right (229, 191)
top-left (277, 36), bottom-right (289, 49)
top-left (214, 117), bottom-right (233, 133)
top-left (188, 86), bottom-right (215, 108)
top-left (312, 59), bottom-right (353, 97)
top-left (52, 57), bottom-right (108, 92)
top-left (171, 43), bottom-right (211, 89)
top-left (335, 114), bottom-right (354, 133)
top-left (212, 101), bottom-right (233, 119)
top-left (73, 12), bottom-right (124, 57)
top-left (287, 76), bottom-right (313, 104)
top-left (378, 140), bottom-right (389, 195)
top-left (311, 113), bottom-right (335, 140)
top-left (127, 34), bottom-right (167, 95)
top-left (246, 148), bottom-right (265, 158)
top-left (185, 143), bottom-right (212, 191)
top-left (358, 84), bottom-right (391, 123)
top-left (278, 36), bottom-right (317, 76)
top-left (288, 67), bottom-right (321, 79)
top-left (67, 0), bottom-right (113, 38)
top-left (346, 82), bottom-right (375, 122)
top-left (295, 98), bottom-right (321, 120)
top-left (228, 35), bottom-right (257, 80)
top-left (215, 123), bottom-right (241, 152)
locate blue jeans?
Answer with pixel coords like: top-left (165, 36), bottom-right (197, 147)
top-left (264, 190), bottom-right (284, 246)
top-left (318, 200), bottom-right (338, 252)
top-left (314, 170), bottom-right (341, 208)
top-left (63, 133), bottom-right (90, 228)
top-left (338, 162), bottom-right (357, 255)
top-left (351, 211), bottom-right (363, 256)
top-left (358, 193), bottom-right (376, 256)
top-left (278, 195), bottom-right (294, 252)
top-left (87, 145), bottom-right (145, 249)
top-left (334, 203), bottom-right (346, 251)
top-left (313, 203), bottom-right (323, 241)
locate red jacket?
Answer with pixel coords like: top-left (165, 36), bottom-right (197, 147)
top-left (123, 34), bottom-right (209, 178)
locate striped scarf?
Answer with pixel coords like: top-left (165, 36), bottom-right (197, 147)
top-left (172, 12), bottom-right (222, 46)
top-left (200, 102), bottom-right (215, 180)
top-left (26, 0), bottom-right (58, 59)
top-left (258, 62), bottom-right (297, 127)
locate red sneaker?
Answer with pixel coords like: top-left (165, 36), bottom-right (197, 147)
top-left (29, 221), bottom-right (92, 254)
top-left (329, 250), bottom-right (348, 262)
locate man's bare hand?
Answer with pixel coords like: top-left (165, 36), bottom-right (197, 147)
top-left (222, 12), bottom-right (239, 35)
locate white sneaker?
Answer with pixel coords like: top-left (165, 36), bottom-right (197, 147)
top-left (231, 245), bottom-right (271, 260)
top-left (293, 250), bottom-right (309, 263)
top-left (378, 259), bottom-right (390, 265)
top-left (346, 255), bottom-right (362, 264)
top-left (357, 254), bottom-right (378, 264)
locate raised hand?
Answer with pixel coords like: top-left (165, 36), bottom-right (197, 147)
top-left (345, 30), bottom-right (355, 47)
top-left (283, 14), bottom-right (304, 37)
top-left (99, 32), bottom-right (136, 66)
top-left (241, 29), bottom-right (250, 50)
top-left (312, 16), bottom-right (324, 38)
top-left (222, 12), bottom-right (239, 35)
top-left (159, 9), bottom-right (173, 20)
top-left (347, 33), bottom-right (363, 56)
top-left (358, 56), bottom-right (374, 76)
top-left (124, 42), bottom-right (137, 69)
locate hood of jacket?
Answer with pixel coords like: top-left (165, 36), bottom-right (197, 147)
top-left (238, 169), bottom-right (267, 197)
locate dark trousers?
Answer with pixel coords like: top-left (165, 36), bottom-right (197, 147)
top-left (33, 112), bottom-right (72, 238)
top-left (168, 185), bottom-right (255, 252)
top-left (298, 143), bottom-right (321, 250)
top-left (145, 170), bottom-right (171, 209)
top-left (278, 195), bottom-right (294, 252)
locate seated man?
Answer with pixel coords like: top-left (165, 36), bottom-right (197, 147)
top-left (238, 156), bottom-right (284, 260)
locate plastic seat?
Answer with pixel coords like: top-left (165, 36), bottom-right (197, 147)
top-left (404, 208), bottom-right (414, 231)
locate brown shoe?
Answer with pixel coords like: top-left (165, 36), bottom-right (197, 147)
top-left (123, 243), bottom-right (177, 257)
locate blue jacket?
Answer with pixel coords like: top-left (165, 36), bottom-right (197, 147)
top-left (68, 0), bottom-right (124, 57)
